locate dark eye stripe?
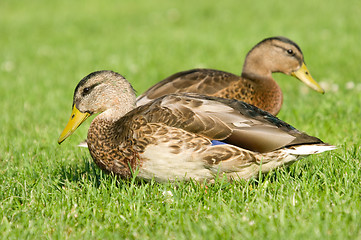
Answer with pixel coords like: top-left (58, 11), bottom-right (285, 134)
top-left (273, 44), bottom-right (299, 58)
top-left (82, 83), bottom-right (99, 96)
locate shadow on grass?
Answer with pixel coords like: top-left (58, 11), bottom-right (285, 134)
top-left (54, 156), bottom-right (126, 188)
top-left (52, 156), bottom-right (291, 188)
top-left (51, 152), bottom-right (334, 194)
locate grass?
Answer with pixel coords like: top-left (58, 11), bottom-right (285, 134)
top-left (1, 0), bottom-right (361, 239)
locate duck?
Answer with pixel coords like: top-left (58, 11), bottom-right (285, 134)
top-left (58, 70), bottom-right (335, 182)
top-left (137, 36), bottom-right (324, 116)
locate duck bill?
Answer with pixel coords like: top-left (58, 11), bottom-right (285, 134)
top-left (58, 106), bottom-right (90, 144)
top-left (291, 62), bottom-right (325, 94)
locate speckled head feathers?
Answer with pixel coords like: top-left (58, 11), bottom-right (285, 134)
top-left (242, 36), bottom-right (306, 76)
top-left (72, 70), bottom-right (136, 115)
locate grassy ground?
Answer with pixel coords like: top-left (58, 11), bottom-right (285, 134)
top-left (1, 0), bottom-right (361, 239)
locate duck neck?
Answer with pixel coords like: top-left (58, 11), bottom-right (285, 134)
top-left (89, 102), bottom-right (136, 145)
top-left (238, 47), bottom-right (284, 115)
top-left (240, 71), bottom-right (283, 116)
top-left (97, 104), bottom-right (135, 122)
top-left (87, 104), bottom-right (138, 178)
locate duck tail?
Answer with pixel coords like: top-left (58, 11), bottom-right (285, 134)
top-left (284, 144), bottom-right (336, 156)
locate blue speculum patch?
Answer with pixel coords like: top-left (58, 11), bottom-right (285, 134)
top-left (211, 140), bottom-right (228, 146)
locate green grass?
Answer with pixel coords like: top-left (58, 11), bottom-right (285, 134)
top-left (1, 0), bottom-right (361, 239)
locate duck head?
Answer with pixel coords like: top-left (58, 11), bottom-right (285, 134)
top-left (58, 70), bottom-right (136, 144)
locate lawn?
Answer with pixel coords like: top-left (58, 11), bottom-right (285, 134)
top-left (1, 0), bottom-right (361, 239)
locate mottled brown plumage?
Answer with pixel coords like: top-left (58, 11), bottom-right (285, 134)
top-left (137, 36), bottom-right (324, 115)
top-left (58, 71), bottom-right (334, 182)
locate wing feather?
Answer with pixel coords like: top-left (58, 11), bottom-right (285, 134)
top-left (129, 93), bottom-right (323, 153)
top-left (137, 69), bottom-right (239, 105)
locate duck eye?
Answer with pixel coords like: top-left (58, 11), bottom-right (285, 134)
top-left (82, 87), bottom-right (90, 95)
top-left (287, 49), bottom-right (294, 55)
top-left (81, 83), bottom-right (100, 96)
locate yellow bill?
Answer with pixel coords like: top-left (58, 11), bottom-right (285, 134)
top-left (58, 106), bottom-right (90, 144)
top-left (291, 62), bottom-right (324, 94)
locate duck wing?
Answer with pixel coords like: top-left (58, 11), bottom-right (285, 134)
top-left (136, 69), bottom-right (239, 105)
top-left (130, 93), bottom-right (323, 153)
